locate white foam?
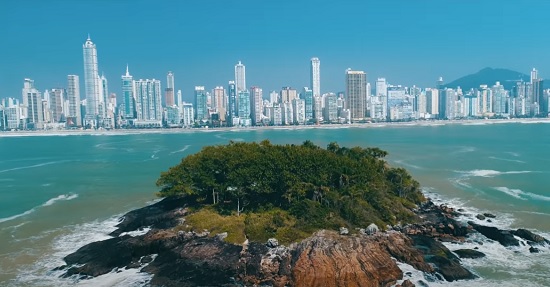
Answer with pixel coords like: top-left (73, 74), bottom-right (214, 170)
top-left (459, 169), bottom-right (532, 178)
top-left (493, 187), bottom-right (527, 200)
top-left (488, 156), bottom-right (526, 164)
top-left (42, 194), bottom-right (79, 207)
top-left (394, 160), bottom-right (424, 170)
top-left (493, 187), bottom-right (550, 202)
top-left (0, 160), bottom-right (72, 174)
top-left (169, 145), bottom-right (190, 154)
top-left (119, 227), bottom-right (151, 237)
top-left (77, 263), bottom-right (154, 287)
top-left (0, 208), bottom-right (36, 224)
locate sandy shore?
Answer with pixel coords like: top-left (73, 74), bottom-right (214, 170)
top-left (1, 118), bottom-right (549, 137)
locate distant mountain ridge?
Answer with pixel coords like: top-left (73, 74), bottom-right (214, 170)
top-left (444, 67), bottom-right (530, 91)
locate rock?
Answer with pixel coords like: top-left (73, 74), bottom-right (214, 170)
top-left (140, 255), bottom-right (154, 264)
top-left (216, 232), bottom-right (228, 241)
top-left (366, 223), bottom-right (379, 235)
top-left (475, 214), bottom-right (486, 220)
top-left (266, 238), bottom-right (279, 248)
top-left (468, 222), bottom-right (519, 247)
top-left (339, 227), bottom-right (349, 235)
top-left (512, 229), bottom-right (548, 245)
top-left (453, 249), bottom-right (486, 259)
top-left (458, 208), bottom-right (465, 212)
top-left (529, 247), bottom-right (540, 253)
top-left (483, 213), bottom-right (496, 218)
top-left (487, 219), bottom-right (492, 223)
top-left (401, 279), bottom-right (416, 287)
top-left (409, 235), bottom-right (477, 281)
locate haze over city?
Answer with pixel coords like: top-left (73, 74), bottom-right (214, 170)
top-left (2, 0), bottom-right (549, 101)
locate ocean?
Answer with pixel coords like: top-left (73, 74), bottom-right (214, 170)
top-left (0, 122), bottom-right (549, 286)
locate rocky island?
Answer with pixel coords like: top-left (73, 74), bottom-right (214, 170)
top-left (55, 141), bottom-right (548, 286)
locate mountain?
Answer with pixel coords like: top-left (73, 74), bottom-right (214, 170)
top-left (444, 67), bottom-right (530, 91)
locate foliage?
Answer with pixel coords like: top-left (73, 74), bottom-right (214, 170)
top-left (157, 141), bottom-right (426, 243)
top-left (180, 208), bottom-right (246, 244)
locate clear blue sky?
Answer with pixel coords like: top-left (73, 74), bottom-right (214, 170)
top-left (1, 0), bottom-right (549, 102)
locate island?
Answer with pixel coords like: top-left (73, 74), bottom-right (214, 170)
top-left (55, 141), bottom-right (549, 287)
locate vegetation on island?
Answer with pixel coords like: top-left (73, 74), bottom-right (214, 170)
top-left (156, 140), bottom-right (426, 244)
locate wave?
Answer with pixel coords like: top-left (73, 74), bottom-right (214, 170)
top-left (459, 169), bottom-right (532, 178)
top-left (0, 194), bottom-right (79, 224)
top-left (0, 160), bottom-right (72, 174)
top-left (488, 156), bottom-right (526, 164)
top-left (169, 145), bottom-right (190, 154)
top-left (394, 160), bottom-right (424, 170)
top-left (42, 194), bottom-right (79, 207)
top-left (493, 187), bottom-right (550, 202)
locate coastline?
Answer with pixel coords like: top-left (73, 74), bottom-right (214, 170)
top-left (1, 117), bottom-right (549, 137)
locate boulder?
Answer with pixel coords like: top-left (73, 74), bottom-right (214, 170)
top-left (529, 247), bottom-right (540, 253)
top-left (339, 227), bottom-right (349, 235)
top-left (475, 214), bottom-right (486, 220)
top-left (267, 238), bottom-right (279, 248)
top-left (468, 222), bottom-right (519, 247)
top-left (453, 249), bottom-right (486, 259)
top-left (483, 213), bottom-right (496, 218)
top-left (512, 229), bottom-right (548, 245)
top-left (366, 223), bottom-right (379, 235)
top-left (396, 279), bottom-right (416, 287)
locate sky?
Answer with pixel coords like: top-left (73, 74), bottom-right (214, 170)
top-left (1, 0), bottom-right (549, 103)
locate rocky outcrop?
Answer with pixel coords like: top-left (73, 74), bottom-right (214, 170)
top-left (512, 229), bottom-right (549, 245)
top-left (453, 249), bottom-right (486, 259)
top-left (468, 221), bottom-right (519, 247)
top-left (55, 197), bottom-right (485, 286)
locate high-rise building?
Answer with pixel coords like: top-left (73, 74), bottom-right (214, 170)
top-left (227, 81), bottom-right (237, 125)
top-left (181, 102), bottom-right (194, 127)
top-left (292, 98), bottom-right (306, 125)
top-left (67, 75), bottom-right (82, 126)
top-left (165, 71), bottom-right (175, 107)
top-left (492, 82), bottom-right (507, 116)
top-left (280, 87), bottom-right (297, 103)
top-left (49, 88), bottom-right (65, 123)
top-left (235, 61), bottom-right (246, 92)
top-left (300, 87), bottom-right (314, 121)
top-left (194, 86), bottom-right (208, 122)
top-left (323, 93), bottom-right (338, 123)
top-left (425, 88), bottom-right (439, 116)
top-left (99, 74), bottom-right (109, 121)
top-left (345, 69), bottom-right (367, 121)
top-left (177, 90), bottom-right (183, 107)
top-left (212, 86), bottom-right (226, 122)
top-left (250, 86), bottom-right (263, 126)
top-left (22, 78), bottom-right (44, 129)
top-left (310, 57), bottom-right (320, 98)
top-left (269, 91), bottom-right (279, 104)
top-left (121, 66), bottom-right (135, 119)
top-left (238, 90), bottom-right (251, 125)
top-left (82, 35), bottom-right (101, 125)
top-left (134, 79), bottom-right (162, 126)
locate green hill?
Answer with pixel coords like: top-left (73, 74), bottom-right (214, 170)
top-left (156, 141), bottom-right (426, 244)
top-left (444, 67), bottom-right (529, 91)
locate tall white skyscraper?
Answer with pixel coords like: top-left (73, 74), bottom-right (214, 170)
top-left (250, 86), bottom-right (263, 125)
top-left (22, 78), bottom-right (44, 129)
top-left (67, 75), bottom-right (82, 126)
top-left (82, 35), bottom-right (101, 125)
top-left (235, 61), bottom-right (246, 92)
top-left (310, 57), bottom-right (320, 98)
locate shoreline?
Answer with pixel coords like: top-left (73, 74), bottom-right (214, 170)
top-left (1, 118), bottom-right (549, 138)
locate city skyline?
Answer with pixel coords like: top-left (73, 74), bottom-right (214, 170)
top-left (2, 1), bottom-right (550, 101)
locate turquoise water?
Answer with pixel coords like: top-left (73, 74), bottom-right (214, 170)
top-left (0, 123), bottom-right (549, 286)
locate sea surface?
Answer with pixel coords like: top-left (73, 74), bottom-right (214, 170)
top-left (0, 122), bottom-right (549, 286)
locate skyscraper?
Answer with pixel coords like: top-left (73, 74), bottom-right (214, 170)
top-left (165, 71), bottom-right (175, 107)
top-left (235, 61), bottom-right (246, 92)
top-left (227, 81), bottom-right (237, 126)
top-left (345, 69), bottom-right (367, 121)
top-left (310, 57), bottom-right (320, 98)
top-left (194, 86), bottom-right (208, 122)
top-left (66, 75), bottom-right (82, 126)
top-left (49, 88), bottom-right (65, 123)
top-left (121, 66), bottom-right (135, 119)
top-left (212, 86), bottom-right (226, 122)
top-left (82, 35), bottom-right (101, 125)
top-left (300, 87), bottom-right (314, 121)
top-left (250, 86), bottom-right (263, 126)
top-left (22, 78), bottom-right (44, 129)
top-left (134, 79), bottom-right (162, 126)
top-left (238, 90), bottom-right (251, 126)
top-left (280, 87), bottom-right (297, 103)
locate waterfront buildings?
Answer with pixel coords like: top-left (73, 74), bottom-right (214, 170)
top-left (166, 71), bottom-right (175, 107)
top-left (66, 75), bottom-right (82, 126)
top-left (134, 79), bottom-right (162, 127)
top-left (22, 78), bottom-right (44, 129)
top-left (235, 61), bottom-right (246, 92)
top-left (82, 36), bottom-right (101, 126)
top-left (121, 66), bottom-right (135, 119)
